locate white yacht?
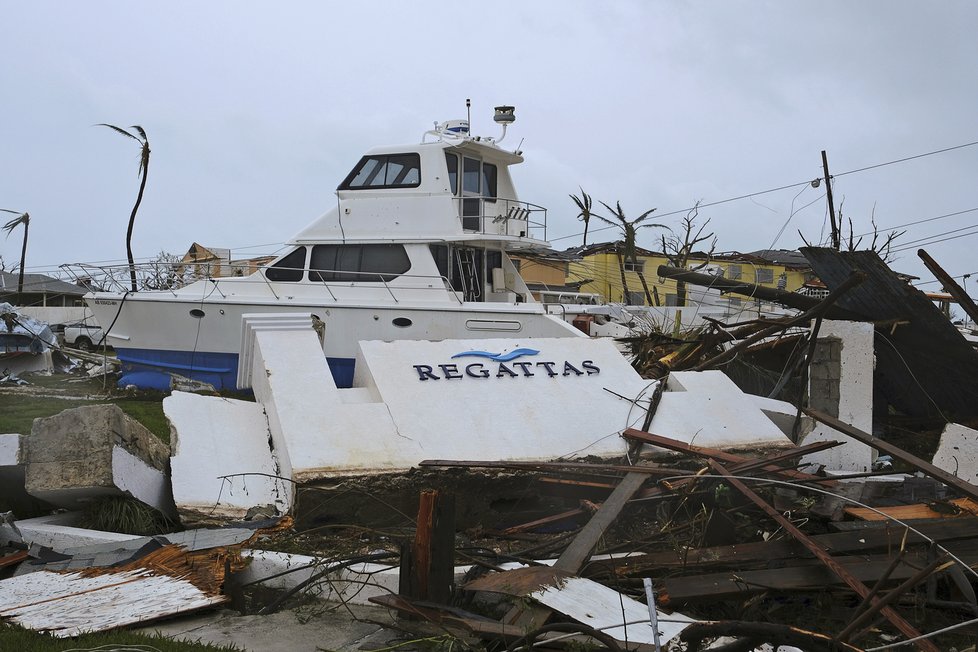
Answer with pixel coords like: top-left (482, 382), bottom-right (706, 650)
top-left (83, 107), bottom-right (585, 390)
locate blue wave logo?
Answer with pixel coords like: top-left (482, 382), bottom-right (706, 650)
top-left (451, 348), bottom-right (540, 362)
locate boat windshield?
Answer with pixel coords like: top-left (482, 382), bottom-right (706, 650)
top-left (338, 153), bottom-right (421, 190)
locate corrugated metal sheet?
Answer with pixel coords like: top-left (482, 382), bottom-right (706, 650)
top-left (0, 568), bottom-right (226, 637)
top-left (802, 247), bottom-right (978, 418)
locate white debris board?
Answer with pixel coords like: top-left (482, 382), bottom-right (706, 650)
top-left (0, 569), bottom-right (227, 637)
top-left (528, 576), bottom-right (695, 645)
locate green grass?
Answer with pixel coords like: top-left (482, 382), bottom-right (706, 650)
top-left (0, 623), bottom-right (242, 651)
top-left (0, 395), bottom-right (170, 443)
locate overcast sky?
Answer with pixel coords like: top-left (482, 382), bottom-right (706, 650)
top-left (2, 1), bottom-right (976, 290)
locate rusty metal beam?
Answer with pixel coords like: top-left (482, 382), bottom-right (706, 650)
top-left (918, 248), bottom-right (978, 327)
top-left (622, 428), bottom-right (839, 481)
top-left (708, 459), bottom-right (938, 652)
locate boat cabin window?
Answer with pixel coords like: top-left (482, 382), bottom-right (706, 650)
top-left (338, 153), bottom-right (421, 189)
top-left (482, 163), bottom-right (497, 202)
top-left (265, 247), bottom-right (307, 282)
top-left (309, 244), bottom-right (411, 282)
top-left (445, 153), bottom-right (458, 194)
top-left (463, 157), bottom-right (481, 194)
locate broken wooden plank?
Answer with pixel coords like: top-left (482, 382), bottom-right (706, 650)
top-left (918, 248), bottom-right (978, 343)
top-left (804, 408), bottom-right (978, 503)
top-left (623, 428), bottom-right (839, 481)
top-left (500, 508), bottom-right (585, 534)
top-left (400, 489), bottom-right (454, 605)
top-left (419, 458), bottom-right (683, 477)
top-left (844, 497), bottom-right (978, 521)
top-left (464, 565), bottom-right (573, 596)
top-left (708, 459), bottom-right (938, 652)
top-left (369, 593), bottom-right (518, 639)
top-left (591, 516), bottom-right (978, 577)
top-left (836, 557), bottom-right (952, 645)
top-left (502, 470), bottom-right (650, 631)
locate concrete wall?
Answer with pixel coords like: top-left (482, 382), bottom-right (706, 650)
top-left (800, 321), bottom-right (875, 472)
top-left (165, 392), bottom-right (291, 525)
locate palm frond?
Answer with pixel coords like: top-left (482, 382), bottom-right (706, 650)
top-left (597, 200), bottom-right (626, 225)
top-left (97, 123), bottom-right (140, 142)
top-left (2, 212), bottom-right (28, 236)
top-left (130, 125), bottom-right (148, 142)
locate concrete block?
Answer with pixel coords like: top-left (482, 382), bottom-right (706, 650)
top-left (24, 404), bottom-right (174, 515)
top-left (932, 423), bottom-right (978, 483)
top-left (165, 392), bottom-right (291, 526)
top-left (649, 371), bottom-right (794, 450)
top-left (801, 321), bottom-right (875, 472)
top-left (0, 433), bottom-right (50, 517)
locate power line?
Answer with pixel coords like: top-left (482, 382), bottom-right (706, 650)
top-left (550, 138), bottom-right (978, 244)
top-left (853, 207), bottom-right (978, 240)
top-left (891, 229), bottom-right (978, 254)
top-left (892, 223), bottom-right (978, 249)
top-left (834, 140), bottom-right (978, 179)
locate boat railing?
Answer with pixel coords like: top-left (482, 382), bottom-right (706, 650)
top-left (63, 261), bottom-right (466, 305)
top-left (455, 197), bottom-right (547, 240)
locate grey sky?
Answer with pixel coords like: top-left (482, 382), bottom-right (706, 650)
top-left (1, 1), bottom-right (976, 290)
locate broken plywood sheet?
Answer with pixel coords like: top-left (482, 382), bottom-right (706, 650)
top-left (526, 576), bottom-right (695, 646)
top-left (0, 568), bottom-right (226, 637)
top-left (844, 497), bottom-right (978, 521)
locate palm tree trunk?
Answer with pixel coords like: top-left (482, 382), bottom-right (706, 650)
top-left (615, 247), bottom-right (631, 303)
top-left (127, 161), bottom-right (149, 292)
top-left (635, 266), bottom-right (655, 306)
top-left (16, 220), bottom-right (28, 296)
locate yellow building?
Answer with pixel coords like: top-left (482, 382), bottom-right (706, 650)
top-left (523, 243), bottom-right (814, 306)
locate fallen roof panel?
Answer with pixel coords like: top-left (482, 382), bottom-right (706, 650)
top-left (0, 569), bottom-right (227, 637)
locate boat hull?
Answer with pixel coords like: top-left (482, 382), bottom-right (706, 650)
top-left (87, 294), bottom-right (584, 390)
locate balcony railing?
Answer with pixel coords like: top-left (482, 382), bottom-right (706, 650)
top-left (455, 196), bottom-right (547, 240)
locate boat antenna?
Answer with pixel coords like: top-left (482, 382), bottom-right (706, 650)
top-left (466, 98), bottom-right (471, 133)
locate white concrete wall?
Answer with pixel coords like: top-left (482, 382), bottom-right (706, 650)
top-left (652, 372), bottom-right (797, 450)
top-left (247, 333), bottom-right (793, 481)
top-left (165, 392), bottom-right (291, 523)
top-left (801, 321), bottom-right (876, 472)
top-left (111, 446), bottom-right (175, 517)
top-left (250, 328), bottom-right (399, 480)
top-left (932, 423), bottom-right (978, 483)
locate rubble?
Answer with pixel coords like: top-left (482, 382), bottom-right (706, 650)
top-left (24, 404), bottom-right (174, 515)
top-left (2, 249), bottom-right (978, 650)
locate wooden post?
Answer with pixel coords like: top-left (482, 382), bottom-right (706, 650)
top-left (822, 150), bottom-right (840, 250)
top-left (400, 489), bottom-right (456, 605)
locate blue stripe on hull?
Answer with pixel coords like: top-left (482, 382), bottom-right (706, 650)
top-left (115, 349), bottom-right (356, 390)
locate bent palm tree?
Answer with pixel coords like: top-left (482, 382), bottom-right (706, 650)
top-left (570, 188), bottom-right (595, 247)
top-left (100, 124), bottom-right (150, 292)
top-left (1, 209), bottom-right (30, 296)
top-left (594, 201), bottom-right (664, 305)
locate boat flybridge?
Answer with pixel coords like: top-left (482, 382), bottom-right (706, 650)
top-left (82, 106), bottom-right (586, 390)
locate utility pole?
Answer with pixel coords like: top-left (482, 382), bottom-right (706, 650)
top-left (821, 150), bottom-right (840, 250)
